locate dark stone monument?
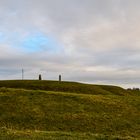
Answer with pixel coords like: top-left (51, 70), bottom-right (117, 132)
top-left (59, 75), bottom-right (61, 82)
top-left (39, 74), bottom-right (42, 80)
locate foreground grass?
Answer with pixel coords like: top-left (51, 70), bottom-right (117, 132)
top-left (0, 129), bottom-right (136, 140)
top-left (0, 87), bottom-right (139, 139)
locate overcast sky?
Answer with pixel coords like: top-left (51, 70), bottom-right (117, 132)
top-left (0, 0), bottom-right (140, 88)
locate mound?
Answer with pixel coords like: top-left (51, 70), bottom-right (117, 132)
top-left (0, 80), bottom-right (126, 95)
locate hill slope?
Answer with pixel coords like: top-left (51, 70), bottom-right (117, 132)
top-left (0, 80), bottom-right (126, 95)
top-left (0, 87), bottom-right (140, 139)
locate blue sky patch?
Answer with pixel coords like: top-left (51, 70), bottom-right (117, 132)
top-left (0, 32), bottom-right (6, 42)
top-left (20, 32), bottom-right (61, 53)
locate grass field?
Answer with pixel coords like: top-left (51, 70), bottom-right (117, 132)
top-left (0, 80), bottom-right (126, 95)
top-left (0, 80), bottom-right (139, 139)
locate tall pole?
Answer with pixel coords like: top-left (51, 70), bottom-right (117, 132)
top-left (22, 69), bottom-right (24, 80)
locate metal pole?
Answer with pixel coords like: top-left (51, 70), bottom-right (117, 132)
top-left (22, 69), bottom-right (24, 80)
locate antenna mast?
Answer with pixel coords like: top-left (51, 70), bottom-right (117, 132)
top-left (22, 69), bottom-right (24, 80)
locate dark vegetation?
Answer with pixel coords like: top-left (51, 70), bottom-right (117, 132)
top-left (0, 80), bottom-right (139, 139)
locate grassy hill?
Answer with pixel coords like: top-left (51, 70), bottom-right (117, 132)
top-left (0, 80), bottom-right (139, 139)
top-left (0, 80), bottom-right (126, 95)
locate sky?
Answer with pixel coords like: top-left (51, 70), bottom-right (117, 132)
top-left (0, 0), bottom-right (140, 88)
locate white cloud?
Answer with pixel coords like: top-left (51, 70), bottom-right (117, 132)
top-left (0, 0), bottom-right (140, 88)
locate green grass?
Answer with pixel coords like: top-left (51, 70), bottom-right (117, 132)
top-left (0, 82), bottom-right (139, 139)
top-left (0, 129), bottom-right (136, 140)
top-left (0, 80), bottom-right (126, 95)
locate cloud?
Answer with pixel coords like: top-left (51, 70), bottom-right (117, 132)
top-left (0, 0), bottom-right (140, 88)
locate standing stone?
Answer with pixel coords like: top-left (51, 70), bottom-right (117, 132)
top-left (59, 75), bottom-right (61, 82)
top-left (39, 74), bottom-right (42, 80)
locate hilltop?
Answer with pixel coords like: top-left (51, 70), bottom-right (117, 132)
top-left (0, 80), bottom-right (127, 95)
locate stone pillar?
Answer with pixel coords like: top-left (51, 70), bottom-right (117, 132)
top-left (59, 75), bottom-right (61, 82)
top-left (39, 74), bottom-right (42, 80)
